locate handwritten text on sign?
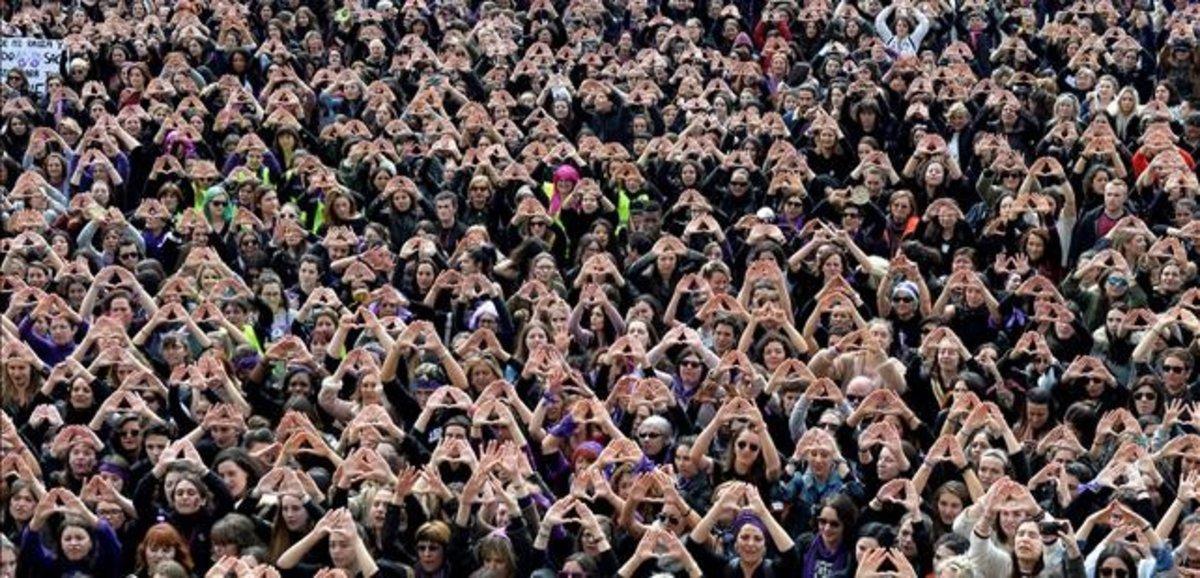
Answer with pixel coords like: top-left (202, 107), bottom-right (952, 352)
top-left (0, 38), bottom-right (64, 95)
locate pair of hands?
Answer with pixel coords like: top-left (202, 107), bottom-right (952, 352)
top-left (395, 320), bottom-right (448, 355)
top-left (205, 556), bottom-right (281, 578)
top-left (96, 386), bottom-right (161, 422)
top-left (149, 437), bottom-right (204, 478)
top-left (856, 547), bottom-right (918, 578)
top-left (50, 425), bottom-right (104, 459)
top-left (334, 446), bottom-right (395, 489)
top-left (31, 487), bottom-right (93, 529)
top-left (455, 327), bottom-right (507, 359)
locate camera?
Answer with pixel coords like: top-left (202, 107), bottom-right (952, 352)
top-left (1039, 521), bottom-right (1066, 536)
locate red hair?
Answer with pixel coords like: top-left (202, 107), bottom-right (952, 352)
top-left (137, 523), bottom-right (194, 572)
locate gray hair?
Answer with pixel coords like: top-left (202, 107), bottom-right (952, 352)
top-left (640, 415), bottom-right (674, 440)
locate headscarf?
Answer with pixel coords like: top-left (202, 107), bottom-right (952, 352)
top-left (469, 301), bottom-right (499, 330)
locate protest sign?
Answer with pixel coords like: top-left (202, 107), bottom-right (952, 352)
top-left (0, 37), bottom-right (64, 94)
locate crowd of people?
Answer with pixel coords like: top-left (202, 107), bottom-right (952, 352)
top-left (3, 0), bottom-right (1200, 577)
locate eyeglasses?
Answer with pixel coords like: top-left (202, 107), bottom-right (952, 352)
top-left (736, 440), bottom-right (760, 452)
top-left (1133, 391), bottom-right (1157, 401)
top-left (639, 431), bottom-right (664, 439)
top-left (1164, 364), bottom-right (1187, 374)
top-left (817, 517), bottom-right (842, 528)
top-left (1099, 568), bottom-right (1129, 578)
top-left (417, 543), bottom-right (442, 553)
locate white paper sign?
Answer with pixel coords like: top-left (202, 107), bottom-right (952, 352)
top-left (0, 37), bottom-right (65, 95)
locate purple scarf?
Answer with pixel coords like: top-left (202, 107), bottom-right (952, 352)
top-left (802, 537), bottom-right (847, 578)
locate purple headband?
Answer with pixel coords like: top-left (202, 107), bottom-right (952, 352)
top-left (234, 353), bottom-right (261, 372)
top-left (413, 377), bottom-right (441, 390)
top-left (99, 462), bottom-right (130, 483)
top-left (732, 512), bottom-right (767, 537)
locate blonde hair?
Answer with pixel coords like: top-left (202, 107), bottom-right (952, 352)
top-left (936, 555), bottom-right (977, 578)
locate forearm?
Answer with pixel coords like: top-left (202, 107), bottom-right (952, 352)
top-left (760, 434), bottom-right (782, 479)
top-left (319, 382), bottom-right (355, 423)
top-left (963, 469), bottom-right (984, 501)
top-left (1155, 497), bottom-right (1184, 539)
top-left (689, 420), bottom-right (719, 464)
top-left (277, 530), bottom-right (323, 569)
top-left (326, 327), bottom-right (350, 359)
top-left (617, 554), bottom-right (648, 578)
top-left (789, 397), bottom-right (812, 441)
top-left (183, 425), bottom-right (207, 446)
top-left (439, 351), bottom-right (469, 389)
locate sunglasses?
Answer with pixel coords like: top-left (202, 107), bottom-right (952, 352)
top-left (1164, 364), bottom-right (1187, 374)
top-left (892, 295), bottom-right (914, 303)
top-left (730, 181), bottom-right (749, 186)
top-left (1133, 391), bottom-right (1157, 401)
top-left (680, 360), bottom-right (702, 368)
top-left (736, 440), bottom-right (760, 452)
top-left (847, 394), bottom-right (866, 403)
top-left (638, 431), bottom-right (664, 439)
top-left (417, 543), bottom-right (442, 553)
top-left (120, 252), bottom-right (139, 259)
top-left (120, 429), bottom-right (141, 437)
top-left (211, 200), bottom-right (228, 207)
top-left (1099, 569), bottom-right (1128, 578)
